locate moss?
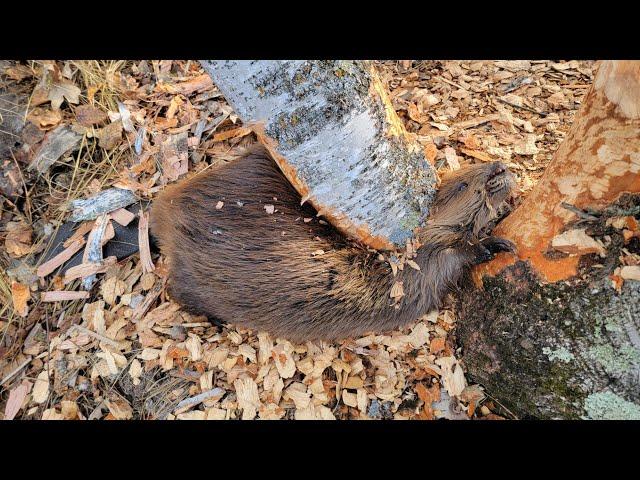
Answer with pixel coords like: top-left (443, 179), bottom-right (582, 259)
top-left (584, 392), bottom-right (640, 420)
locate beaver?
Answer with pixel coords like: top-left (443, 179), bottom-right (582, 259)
top-left (149, 144), bottom-right (516, 341)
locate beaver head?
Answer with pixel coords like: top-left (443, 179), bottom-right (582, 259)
top-left (427, 161), bottom-right (516, 239)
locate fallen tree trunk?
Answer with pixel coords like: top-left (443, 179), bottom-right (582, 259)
top-left (199, 60), bottom-right (437, 250)
top-left (456, 61), bottom-right (640, 419)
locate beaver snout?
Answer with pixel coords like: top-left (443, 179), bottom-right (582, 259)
top-left (485, 162), bottom-right (512, 194)
top-left (487, 162), bottom-right (507, 181)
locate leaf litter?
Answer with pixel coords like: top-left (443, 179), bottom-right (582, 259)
top-left (0, 59), bottom-right (600, 420)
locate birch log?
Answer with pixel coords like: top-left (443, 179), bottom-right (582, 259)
top-left (199, 60), bottom-right (438, 250)
top-left (456, 61), bottom-right (640, 419)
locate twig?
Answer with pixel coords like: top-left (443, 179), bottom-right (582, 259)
top-left (560, 202), bottom-right (600, 221)
top-left (175, 388), bottom-right (225, 413)
top-left (68, 187), bottom-right (137, 222)
top-left (0, 357), bottom-right (32, 387)
top-left (439, 77), bottom-right (466, 91)
top-left (496, 97), bottom-right (548, 117)
top-left (138, 210), bottom-right (155, 273)
top-left (37, 236), bottom-right (86, 277)
top-left (41, 290), bottom-right (91, 302)
top-left (131, 278), bottom-right (166, 323)
top-left (67, 325), bottom-right (123, 350)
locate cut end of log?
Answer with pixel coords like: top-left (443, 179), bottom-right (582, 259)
top-left (253, 126), bottom-right (397, 251)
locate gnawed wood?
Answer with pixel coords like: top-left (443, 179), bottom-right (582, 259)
top-left (138, 211), bottom-right (154, 273)
top-left (41, 290), bottom-right (91, 302)
top-left (200, 60), bottom-right (438, 250)
top-left (37, 236), bottom-right (86, 277)
top-left (81, 214), bottom-right (112, 290)
top-left (110, 208), bottom-right (135, 226)
top-left (457, 61), bottom-right (640, 419)
top-left (475, 60), bottom-right (640, 284)
top-left (64, 256), bottom-right (117, 284)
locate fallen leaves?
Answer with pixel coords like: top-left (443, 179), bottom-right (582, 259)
top-left (4, 382), bottom-right (32, 420)
top-left (32, 370), bottom-right (50, 404)
top-left (5, 220), bottom-right (32, 258)
top-left (48, 78), bottom-right (81, 111)
top-left (75, 105), bottom-right (108, 127)
top-left (94, 121), bottom-right (123, 150)
top-left (10, 281), bottom-right (30, 317)
top-left (211, 126), bottom-right (252, 143)
top-left (105, 397), bottom-right (134, 420)
top-left (2, 60), bottom-right (599, 421)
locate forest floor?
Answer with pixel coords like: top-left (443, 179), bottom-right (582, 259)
top-left (0, 59), bottom-right (595, 420)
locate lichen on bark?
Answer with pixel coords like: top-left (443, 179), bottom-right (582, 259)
top-left (456, 196), bottom-right (640, 419)
top-left (199, 60), bottom-right (437, 250)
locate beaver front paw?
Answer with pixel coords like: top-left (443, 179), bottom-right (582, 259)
top-left (473, 236), bottom-right (517, 264)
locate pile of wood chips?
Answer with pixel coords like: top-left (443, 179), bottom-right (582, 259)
top-left (0, 60), bottom-right (595, 420)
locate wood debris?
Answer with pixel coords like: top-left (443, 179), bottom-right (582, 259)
top-left (0, 59), bottom-right (600, 421)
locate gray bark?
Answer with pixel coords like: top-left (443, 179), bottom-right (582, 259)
top-left (199, 60), bottom-right (437, 250)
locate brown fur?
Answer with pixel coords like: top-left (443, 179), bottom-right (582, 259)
top-left (150, 144), bottom-right (515, 341)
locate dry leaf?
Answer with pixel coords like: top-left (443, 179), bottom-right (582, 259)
top-left (105, 397), bottom-right (133, 420)
top-left (4, 382), bottom-right (31, 420)
top-left (48, 79), bottom-right (81, 110)
top-left (5, 220), bottom-right (32, 258)
top-left (75, 105), bottom-right (108, 126)
top-left (11, 281), bottom-right (30, 317)
top-left (95, 121), bottom-right (123, 150)
top-left (32, 370), bottom-right (50, 404)
top-left (211, 126), bottom-right (252, 143)
top-left (27, 107), bottom-right (63, 130)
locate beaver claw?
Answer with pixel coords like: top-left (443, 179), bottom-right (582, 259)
top-left (473, 236), bottom-right (517, 264)
top-left (481, 236), bottom-right (517, 255)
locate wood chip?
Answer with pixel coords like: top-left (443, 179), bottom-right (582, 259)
top-left (138, 210), bottom-right (155, 273)
top-left (211, 126), bottom-right (252, 143)
top-left (234, 377), bottom-right (260, 420)
top-left (32, 370), bottom-right (50, 404)
top-left (41, 290), bottom-right (90, 302)
top-left (110, 208), bottom-right (135, 226)
top-left (551, 229), bottom-right (605, 255)
top-left (63, 256), bottom-right (117, 284)
top-left (620, 266), bottom-right (640, 281)
top-left (11, 281), bottom-right (30, 317)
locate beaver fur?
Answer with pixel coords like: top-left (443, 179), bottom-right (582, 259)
top-left (150, 144), bottom-right (515, 341)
